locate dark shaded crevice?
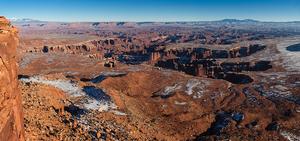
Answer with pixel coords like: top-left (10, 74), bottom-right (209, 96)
top-left (82, 86), bottom-right (111, 102)
top-left (286, 43), bottom-right (300, 52)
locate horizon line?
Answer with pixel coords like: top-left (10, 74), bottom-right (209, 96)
top-left (8, 17), bottom-right (300, 23)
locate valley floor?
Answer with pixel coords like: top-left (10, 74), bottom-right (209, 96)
top-left (19, 35), bottom-right (300, 140)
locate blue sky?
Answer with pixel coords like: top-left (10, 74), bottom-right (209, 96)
top-left (0, 0), bottom-right (299, 22)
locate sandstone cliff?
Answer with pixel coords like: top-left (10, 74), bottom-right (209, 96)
top-left (0, 16), bottom-right (24, 140)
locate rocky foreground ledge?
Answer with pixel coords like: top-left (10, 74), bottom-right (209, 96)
top-left (0, 16), bottom-right (24, 140)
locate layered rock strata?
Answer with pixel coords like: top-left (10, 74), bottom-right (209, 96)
top-left (0, 16), bottom-right (24, 141)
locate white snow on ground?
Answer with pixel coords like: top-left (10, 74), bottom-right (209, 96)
top-left (112, 110), bottom-right (127, 116)
top-left (157, 79), bottom-right (211, 99)
top-left (20, 76), bottom-right (84, 96)
top-left (271, 85), bottom-right (293, 96)
top-left (20, 76), bottom-right (123, 115)
top-left (84, 98), bottom-right (117, 112)
top-left (185, 79), bottom-right (210, 99)
top-left (161, 83), bottom-right (182, 96)
top-left (280, 131), bottom-right (300, 141)
top-left (185, 79), bottom-right (201, 95)
top-left (174, 101), bottom-right (187, 105)
top-left (276, 38), bottom-right (300, 72)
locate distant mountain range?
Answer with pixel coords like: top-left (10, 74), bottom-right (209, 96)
top-left (217, 19), bottom-right (259, 23)
top-left (9, 18), bottom-right (41, 23)
top-left (9, 18), bottom-right (300, 24)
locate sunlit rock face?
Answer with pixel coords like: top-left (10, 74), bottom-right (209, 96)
top-left (0, 16), bottom-right (24, 141)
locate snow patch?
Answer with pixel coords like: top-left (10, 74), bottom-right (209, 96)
top-left (20, 76), bottom-right (84, 96)
top-left (84, 99), bottom-right (117, 112)
top-left (185, 79), bottom-right (210, 99)
top-left (174, 101), bottom-right (187, 105)
top-left (112, 110), bottom-right (127, 116)
top-left (277, 39), bottom-right (300, 72)
top-left (280, 131), bottom-right (300, 141)
top-left (20, 76), bottom-right (125, 115)
top-left (161, 83), bottom-right (182, 96)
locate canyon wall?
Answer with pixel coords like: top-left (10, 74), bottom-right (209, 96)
top-left (0, 16), bottom-right (24, 140)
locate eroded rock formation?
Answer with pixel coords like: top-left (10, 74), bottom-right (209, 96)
top-left (0, 16), bottom-right (24, 140)
top-left (155, 44), bottom-right (270, 84)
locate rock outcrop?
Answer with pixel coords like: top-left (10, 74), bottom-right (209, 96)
top-left (0, 16), bottom-right (24, 140)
